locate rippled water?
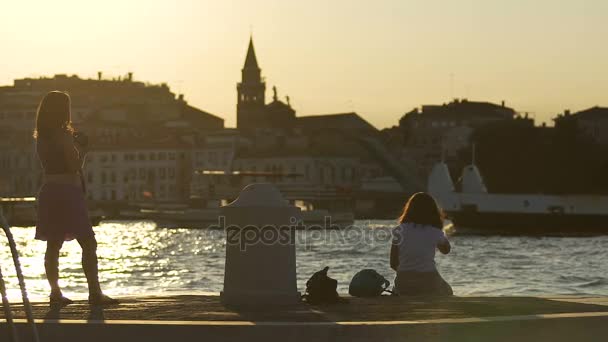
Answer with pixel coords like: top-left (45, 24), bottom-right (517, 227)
top-left (1, 220), bottom-right (607, 301)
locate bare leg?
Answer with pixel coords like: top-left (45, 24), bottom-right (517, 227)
top-left (77, 236), bottom-right (102, 296)
top-left (45, 239), bottom-right (63, 297)
top-left (77, 236), bottom-right (118, 304)
top-left (46, 239), bottom-right (73, 304)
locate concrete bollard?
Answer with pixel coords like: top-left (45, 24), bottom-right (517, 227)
top-left (220, 183), bottom-right (301, 305)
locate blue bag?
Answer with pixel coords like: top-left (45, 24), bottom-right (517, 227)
top-left (348, 269), bottom-right (393, 297)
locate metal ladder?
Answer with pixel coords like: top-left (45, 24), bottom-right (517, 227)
top-left (0, 206), bottom-right (40, 342)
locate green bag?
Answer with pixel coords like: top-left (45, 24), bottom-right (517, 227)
top-left (348, 269), bottom-right (392, 297)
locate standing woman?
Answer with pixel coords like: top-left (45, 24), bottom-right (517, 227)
top-left (390, 192), bottom-right (453, 296)
top-left (34, 91), bottom-right (117, 305)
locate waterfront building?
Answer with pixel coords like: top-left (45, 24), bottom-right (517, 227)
top-left (83, 138), bottom-right (192, 203)
top-left (0, 74), bottom-right (223, 200)
top-left (226, 37), bottom-right (421, 215)
top-left (0, 73), bottom-right (223, 132)
top-left (0, 128), bottom-right (42, 197)
top-left (191, 129), bottom-right (251, 173)
top-left (553, 107), bottom-right (608, 146)
top-left (235, 37), bottom-right (379, 138)
top-left (396, 99), bottom-right (522, 178)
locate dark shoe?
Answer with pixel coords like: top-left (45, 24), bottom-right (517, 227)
top-left (89, 293), bottom-right (119, 305)
top-left (50, 294), bottom-right (74, 306)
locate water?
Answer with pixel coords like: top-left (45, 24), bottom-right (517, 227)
top-left (1, 220), bottom-right (607, 301)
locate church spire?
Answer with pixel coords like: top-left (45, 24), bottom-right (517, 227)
top-left (244, 36), bottom-right (259, 69)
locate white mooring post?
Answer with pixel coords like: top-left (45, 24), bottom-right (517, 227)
top-left (220, 183), bottom-right (301, 305)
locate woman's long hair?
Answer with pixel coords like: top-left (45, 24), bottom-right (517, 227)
top-left (33, 91), bottom-right (73, 139)
top-left (398, 192), bottom-right (444, 229)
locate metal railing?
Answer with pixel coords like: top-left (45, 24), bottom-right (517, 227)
top-left (0, 206), bottom-right (40, 342)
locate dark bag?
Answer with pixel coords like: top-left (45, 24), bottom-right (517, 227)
top-left (348, 269), bottom-right (392, 297)
top-left (302, 266), bottom-right (340, 304)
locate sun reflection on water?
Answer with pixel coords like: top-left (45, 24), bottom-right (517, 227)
top-left (1, 220), bottom-right (607, 301)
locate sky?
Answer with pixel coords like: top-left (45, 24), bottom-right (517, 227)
top-left (1, 0), bottom-right (606, 128)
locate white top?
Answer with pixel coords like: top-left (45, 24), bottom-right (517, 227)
top-left (392, 222), bottom-right (449, 272)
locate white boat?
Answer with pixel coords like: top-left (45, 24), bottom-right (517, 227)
top-left (428, 161), bottom-right (608, 234)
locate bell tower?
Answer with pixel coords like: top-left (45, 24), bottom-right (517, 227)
top-left (237, 37), bottom-right (266, 130)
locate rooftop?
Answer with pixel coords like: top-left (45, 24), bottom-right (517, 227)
top-left (297, 112), bottom-right (378, 134)
top-left (401, 99), bottom-right (516, 122)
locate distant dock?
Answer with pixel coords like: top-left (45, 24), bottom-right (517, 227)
top-left (2, 295), bottom-right (608, 341)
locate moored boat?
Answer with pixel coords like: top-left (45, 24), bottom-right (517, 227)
top-left (428, 161), bottom-right (608, 235)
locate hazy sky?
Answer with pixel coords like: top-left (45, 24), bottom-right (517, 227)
top-left (1, 0), bottom-right (606, 128)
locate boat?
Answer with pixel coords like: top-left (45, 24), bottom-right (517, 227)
top-left (428, 161), bottom-right (608, 235)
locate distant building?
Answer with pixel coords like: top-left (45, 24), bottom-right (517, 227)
top-left (235, 37), bottom-right (379, 137)
top-left (190, 145), bottom-right (383, 212)
top-left (296, 112), bottom-right (378, 136)
top-left (83, 138), bottom-right (192, 203)
top-left (0, 74), bottom-right (223, 200)
top-left (0, 128), bottom-right (41, 197)
top-left (0, 73), bottom-right (224, 132)
top-left (397, 99), bottom-right (522, 178)
top-left (554, 107), bottom-right (608, 145)
top-left (231, 36), bottom-right (421, 202)
top-left (191, 129), bottom-right (251, 172)
top-left (236, 38), bottom-right (296, 131)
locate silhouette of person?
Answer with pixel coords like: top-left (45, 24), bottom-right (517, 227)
top-left (34, 91), bottom-right (118, 305)
top-left (390, 192), bottom-right (453, 296)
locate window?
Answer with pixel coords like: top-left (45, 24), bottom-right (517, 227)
top-left (139, 168), bottom-right (145, 180)
top-left (111, 172), bottom-right (116, 183)
top-left (159, 152), bottom-right (166, 160)
top-left (101, 172), bottom-right (107, 184)
top-left (160, 168), bottom-right (166, 179)
top-left (150, 153), bottom-right (156, 160)
top-left (111, 154), bottom-right (117, 162)
top-left (169, 168), bottom-right (175, 179)
top-left (138, 153), bottom-right (145, 161)
top-left (168, 152), bottom-right (176, 160)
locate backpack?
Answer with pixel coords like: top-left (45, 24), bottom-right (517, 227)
top-left (348, 269), bottom-right (393, 297)
top-left (302, 266), bottom-right (340, 304)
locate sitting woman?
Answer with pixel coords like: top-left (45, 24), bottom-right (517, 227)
top-left (390, 192), bottom-right (453, 296)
